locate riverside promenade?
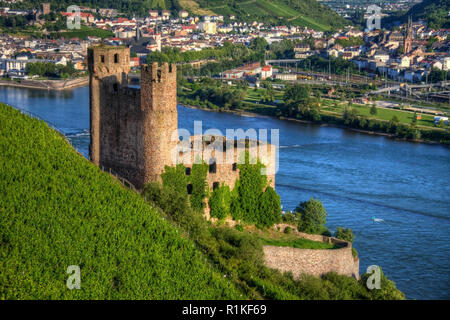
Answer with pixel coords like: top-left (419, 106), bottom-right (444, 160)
top-left (0, 77), bottom-right (88, 90)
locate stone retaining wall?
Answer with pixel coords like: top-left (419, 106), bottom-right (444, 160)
top-left (264, 224), bottom-right (359, 280)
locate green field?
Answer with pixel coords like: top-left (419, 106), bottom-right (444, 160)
top-left (322, 101), bottom-right (438, 129)
top-left (0, 103), bottom-right (241, 299)
top-left (245, 88), bottom-right (284, 103)
top-left (244, 87), bottom-right (440, 129)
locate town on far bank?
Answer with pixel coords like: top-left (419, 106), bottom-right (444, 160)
top-left (0, 1), bottom-right (448, 143)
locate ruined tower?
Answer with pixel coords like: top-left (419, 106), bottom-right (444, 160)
top-left (87, 45), bottom-right (275, 197)
top-left (88, 45), bottom-right (130, 167)
top-left (140, 62), bottom-right (178, 183)
top-left (88, 45), bottom-right (177, 188)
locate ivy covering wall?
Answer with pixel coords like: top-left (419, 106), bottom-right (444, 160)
top-left (189, 162), bottom-right (209, 211)
top-left (228, 153), bottom-right (281, 227)
top-left (159, 151), bottom-right (281, 228)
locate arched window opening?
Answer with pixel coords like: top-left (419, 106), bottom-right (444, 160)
top-left (114, 53), bottom-right (119, 63)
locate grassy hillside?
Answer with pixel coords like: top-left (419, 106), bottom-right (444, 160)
top-left (406, 0), bottom-right (450, 29)
top-left (0, 103), bottom-right (242, 299)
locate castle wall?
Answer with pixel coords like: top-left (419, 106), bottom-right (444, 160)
top-left (99, 85), bottom-right (142, 185)
top-left (263, 228), bottom-right (360, 280)
top-left (180, 136), bottom-right (276, 191)
top-left (89, 45), bottom-right (277, 196)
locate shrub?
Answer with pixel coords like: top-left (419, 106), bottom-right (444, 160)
top-left (189, 161), bottom-right (209, 210)
top-left (161, 164), bottom-right (188, 198)
top-left (257, 186), bottom-right (282, 228)
top-left (335, 227), bottom-right (355, 243)
top-left (360, 267), bottom-right (405, 300)
top-left (296, 198), bottom-right (328, 234)
top-left (210, 184), bottom-right (232, 220)
top-left (282, 211), bottom-right (297, 224)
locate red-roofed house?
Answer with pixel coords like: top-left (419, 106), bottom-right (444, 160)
top-left (261, 65), bottom-right (272, 79)
top-left (61, 12), bottom-right (95, 24)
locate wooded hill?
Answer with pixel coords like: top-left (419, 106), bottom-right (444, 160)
top-left (405, 0), bottom-right (450, 29)
top-left (10, 0), bottom-right (350, 30)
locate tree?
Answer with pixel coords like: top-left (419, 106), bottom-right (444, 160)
top-left (146, 51), bottom-right (170, 64)
top-left (258, 186), bottom-right (281, 227)
top-left (370, 105), bottom-right (377, 116)
top-left (343, 107), bottom-right (359, 126)
top-left (412, 112), bottom-right (418, 124)
top-left (295, 198), bottom-right (327, 234)
top-left (283, 84), bottom-right (311, 105)
top-left (209, 184), bottom-right (231, 220)
top-left (266, 84), bottom-right (275, 102)
top-left (249, 37), bottom-right (268, 54)
top-left (335, 227), bottom-right (354, 243)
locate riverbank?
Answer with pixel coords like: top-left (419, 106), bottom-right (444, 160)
top-left (180, 103), bottom-right (448, 147)
top-left (0, 77), bottom-right (89, 90)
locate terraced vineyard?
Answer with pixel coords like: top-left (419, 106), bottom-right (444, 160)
top-left (0, 103), bottom-right (242, 299)
top-left (189, 0), bottom-right (349, 30)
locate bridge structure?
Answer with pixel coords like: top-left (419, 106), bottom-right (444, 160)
top-left (367, 81), bottom-right (450, 103)
top-left (265, 59), bottom-right (302, 65)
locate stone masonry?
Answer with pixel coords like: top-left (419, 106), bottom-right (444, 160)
top-left (88, 44), bottom-right (276, 192)
top-left (263, 227), bottom-right (360, 280)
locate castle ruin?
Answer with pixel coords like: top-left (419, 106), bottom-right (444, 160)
top-left (88, 45), bottom-right (276, 195)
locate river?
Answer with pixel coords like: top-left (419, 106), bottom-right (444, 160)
top-left (1, 85), bottom-right (449, 300)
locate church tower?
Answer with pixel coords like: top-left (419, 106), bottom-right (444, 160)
top-left (404, 16), bottom-right (413, 54)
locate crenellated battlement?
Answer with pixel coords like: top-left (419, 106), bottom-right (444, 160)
top-left (140, 62), bottom-right (176, 84)
top-left (88, 45), bottom-right (178, 188)
top-left (88, 45), bottom-right (130, 78)
top-left (88, 45), bottom-right (275, 195)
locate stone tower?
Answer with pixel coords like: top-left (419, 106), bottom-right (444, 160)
top-left (140, 62), bottom-right (178, 183)
top-left (88, 45), bottom-right (177, 188)
top-left (88, 45), bottom-right (130, 167)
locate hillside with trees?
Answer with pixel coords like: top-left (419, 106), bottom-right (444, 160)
top-left (406, 0), bottom-right (449, 29)
top-left (7, 0), bottom-right (350, 30)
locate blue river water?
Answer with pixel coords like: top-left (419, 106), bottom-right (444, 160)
top-left (1, 85), bottom-right (449, 299)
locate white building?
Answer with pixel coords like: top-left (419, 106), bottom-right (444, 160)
top-left (275, 73), bottom-right (297, 81)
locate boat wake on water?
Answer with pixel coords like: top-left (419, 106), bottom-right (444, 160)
top-left (279, 145), bottom-right (302, 149)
